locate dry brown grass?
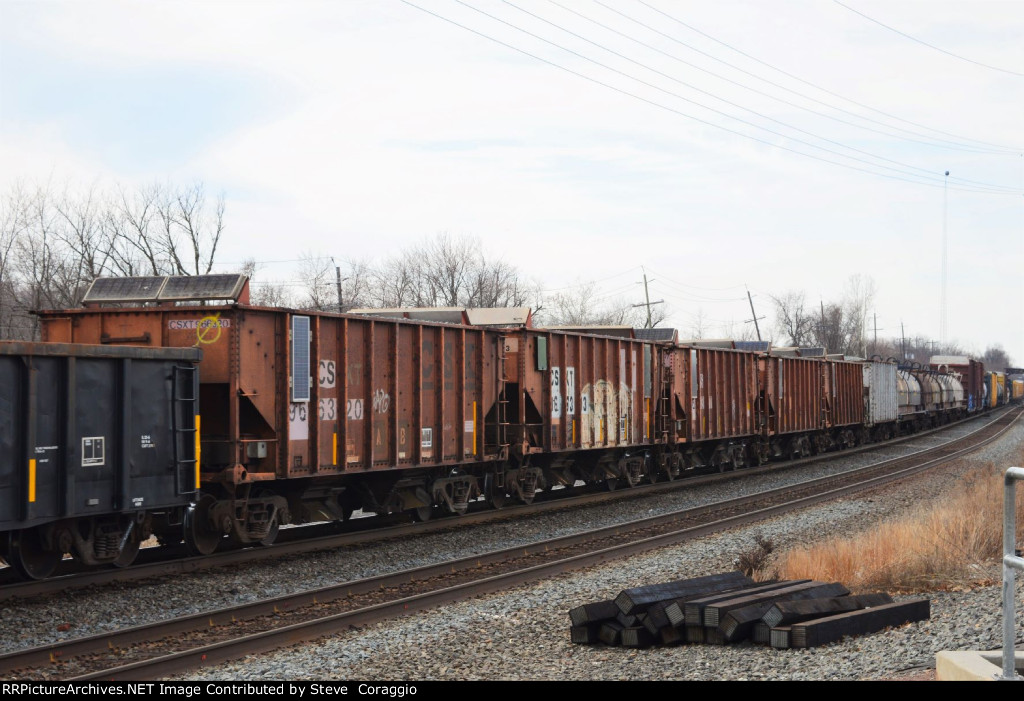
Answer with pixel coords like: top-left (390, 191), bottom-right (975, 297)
top-left (771, 449), bottom-right (1024, 593)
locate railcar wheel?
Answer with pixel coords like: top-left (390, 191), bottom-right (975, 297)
top-left (413, 505), bottom-right (434, 522)
top-left (605, 478), bottom-right (619, 492)
top-left (484, 474), bottom-right (507, 510)
top-left (255, 490), bottom-right (281, 546)
top-left (184, 494), bottom-right (222, 556)
top-left (259, 514), bottom-right (280, 547)
top-left (6, 530), bottom-right (61, 580)
top-left (113, 537), bottom-right (140, 568)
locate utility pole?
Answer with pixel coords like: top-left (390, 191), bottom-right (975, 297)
top-left (633, 268), bottom-right (664, 328)
top-left (745, 286), bottom-right (764, 342)
top-left (819, 300), bottom-right (825, 346)
top-left (642, 270), bottom-right (652, 329)
top-left (331, 257), bottom-right (344, 313)
top-left (871, 312), bottom-right (884, 358)
top-left (900, 321), bottom-right (907, 361)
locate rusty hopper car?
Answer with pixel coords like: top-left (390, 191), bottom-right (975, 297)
top-left (40, 283), bottom-right (513, 551)
top-left (0, 341), bottom-right (200, 579)
top-left (503, 327), bottom-right (663, 490)
top-left (664, 342), bottom-right (761, 471)
top-left (822, 355), bottom-right (865, 448)
top-left (762, 349), bottom-right (824, 459)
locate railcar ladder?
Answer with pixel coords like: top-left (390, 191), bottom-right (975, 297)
top-left (172, 364), bottom-right (200, 495)
top-left (496, 337), bottom-right (511, 449)
top-left (656, 358), bottom-right (671, 441)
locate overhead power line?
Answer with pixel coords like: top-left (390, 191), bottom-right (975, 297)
top-left (505, 0), bottom-right (1020, 192)
top-left (636, 0), bottom-right (1022, 152)
top-left (401, 0), bottom-right (1019, 195)
top-left (833, 0), bottom-right (1024, 78)
top-left (551, 0), bottom-right (1013, 160)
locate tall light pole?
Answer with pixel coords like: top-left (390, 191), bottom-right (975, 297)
top-left (940, 170), bottom-right (949, 350)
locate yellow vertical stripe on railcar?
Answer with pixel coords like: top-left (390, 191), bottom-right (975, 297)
top-left (333, 432), bottom-right (338, 466)
top-left (28, 459), bottom-right (36, 503)
top-left (472, 401), bottom-right (477, 456)
top-left (195, 415), bottom-right (202, 490)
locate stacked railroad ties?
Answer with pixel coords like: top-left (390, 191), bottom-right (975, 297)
top-left (568, 571), bottom-right (930, 650)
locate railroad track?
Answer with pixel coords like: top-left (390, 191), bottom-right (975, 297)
top-left (0, 408), bottom-right (1006, 601)
top-left (2, 405), bottom-right (1018, 681)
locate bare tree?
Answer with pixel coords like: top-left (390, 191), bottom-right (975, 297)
top-left (296, 252), bottom-right (337, 311)
top-left (842, 274), bottom-right (876, 356)
top-left (339, 257), bottom-right (372, 311)
top-left (981, 343), bottom-right (1012, 370)
top-left (105, 182), bottom-right (165, 275)
top-left (688, 308), bottom-right (708, 340)
top-left (811, 300), bottom-right (849, 354)
top-left (364, 232), bottom-right (533, 310)
top-left (538, 280), bottom-right (648, 327)
top-left (0, 178), bottom-right (228, 340)
top-left (51, 182), bottom-right (113, 283)
top-left (0, 182), bottom-right (32, 338)
top-left (159, 182), bottom-right (224, 276)
top-left (770, 291), bottom-right (814, 346)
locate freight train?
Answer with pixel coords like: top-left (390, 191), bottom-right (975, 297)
top-left (0, 274), bottom-right (1010, 579)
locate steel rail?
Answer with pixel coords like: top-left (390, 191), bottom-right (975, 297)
top-left (2, 406), bottom-right (1017, 681)
top-left (1, 408), bottom-right (1008, 601)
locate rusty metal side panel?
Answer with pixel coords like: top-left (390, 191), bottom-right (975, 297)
top-left (544, 333), bottom-right (583, 451)
top-left (524, 331), bottom-right (652, 453)
top-left (689, 348), bottom-right (758, 442)
top-left (342, 318), bottom-right (368, 468)
top-left (369, 320), bottom-right (394, 466)
top-left (770, 357), bottom-right (822, 435)
top-left (418, 324), bottom-right (441, 465)
top-left (394, 323), bottom-right (417, 465)
top-left (440, 328), bottom-right (459, 461)
top-left (39, 316), bottom-right (72, 342)
top-left (827, 360), bottom-right (864, 428)
top-left (666, 346), bottom-right (690, 444)
top-left (334, 320), bottom-right (498, 471)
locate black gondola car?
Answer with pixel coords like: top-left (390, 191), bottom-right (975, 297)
top-left (0, 342), bottom-right (201, 579)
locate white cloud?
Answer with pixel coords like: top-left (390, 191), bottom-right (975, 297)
top-left (2, 0), bottom-right (1021, 360)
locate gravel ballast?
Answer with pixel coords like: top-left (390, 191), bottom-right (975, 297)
top-left (3, 413), bottom-right (1022, 680)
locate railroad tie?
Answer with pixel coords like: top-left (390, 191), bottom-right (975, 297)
top-left (762, 592), bottom-right (893, 628)
top-left (614, 571), bottom-right (754, 616)
top-left (717, 582), bottom-right (850, 642)
top-left (569, 600), bottom-right (621, 627)
top-left (790, 599), bottom-right (930, 648)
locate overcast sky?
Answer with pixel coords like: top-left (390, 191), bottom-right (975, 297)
top-left (2, 0), bottom-right (1022, 362)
